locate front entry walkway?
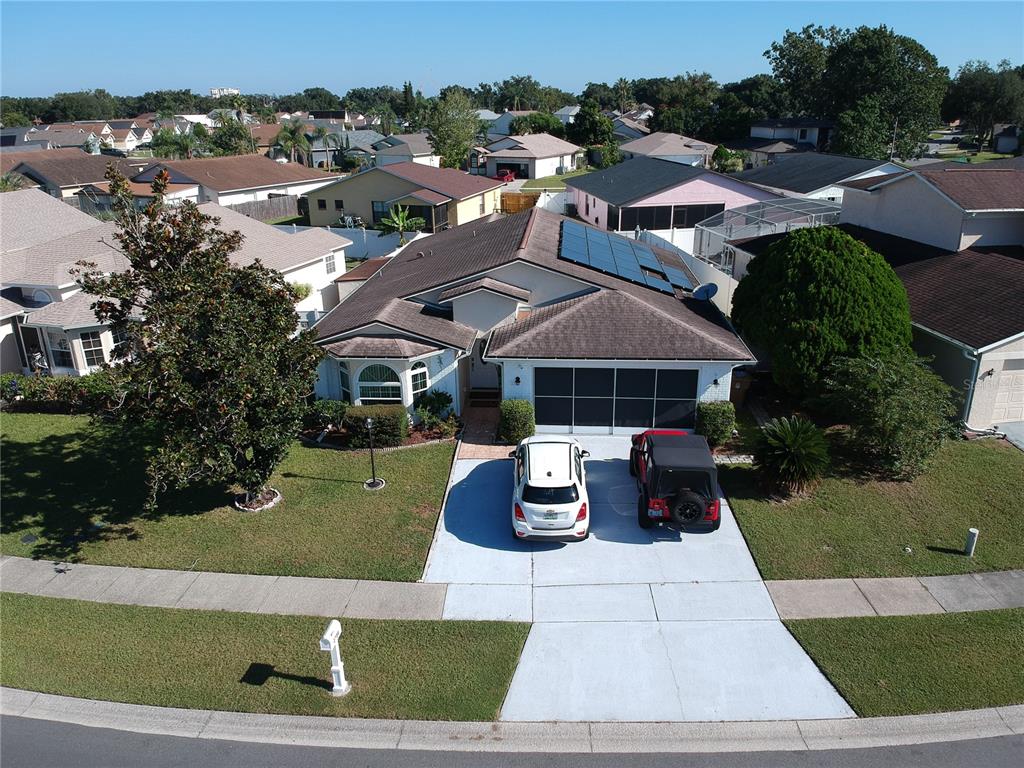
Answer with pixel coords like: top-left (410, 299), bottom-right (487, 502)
top-left (457, 406), bottom-right (510, 460)
top-left (423, 435), bottom-right (855, 722)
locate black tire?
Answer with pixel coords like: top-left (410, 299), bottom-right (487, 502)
top-left (637, 495), bottom-right (653, 529)
top-left (670, 490), bottom-right (706, 525)
top-left (628, 449), bottom-right (637, 477)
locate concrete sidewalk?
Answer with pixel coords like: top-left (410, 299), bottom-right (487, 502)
top-left (3, 555), bottom-right (1021, 621)
top-left (3, 688), bottom-right (1022, 753)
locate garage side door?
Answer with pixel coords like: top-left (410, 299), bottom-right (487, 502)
top-left (993, 358), bottom-right (1024, 423)
top-left (534, 367), bottom-right (698, 431)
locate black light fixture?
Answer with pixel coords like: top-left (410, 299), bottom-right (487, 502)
top-left (363, 417), bottom-right (385, 490)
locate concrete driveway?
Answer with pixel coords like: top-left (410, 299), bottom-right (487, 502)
top-left (1001, 422), bottom-right (1024, 452)
top-left (423, 435), bottom-right (854, 721)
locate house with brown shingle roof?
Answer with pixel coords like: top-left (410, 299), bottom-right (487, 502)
top-left (304, 161), bottom-right (504, 231)
top-left (725, 166), bottom-right (1024, 429)
top-left (311, 207), bottom-right (752, 431)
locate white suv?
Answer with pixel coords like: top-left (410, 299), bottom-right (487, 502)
top-left (510, 436), bottom-right (591, 541)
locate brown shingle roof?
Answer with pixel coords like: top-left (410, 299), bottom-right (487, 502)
top-left (375, 162), bottom-right (503, 200)
top-left (917, 168), bottom-right (1024, 211)
top-left (8, 150), bottom-right (153, 189)
top-left (152, 155), bottom-right (341, 192)
top-left (483, 134), bottom-right (582, 159)
top-left (324, 335), bottom-right (443, 358)
top-left (336, 257), bottom-right (387, 282)
top-left (438, 277), bottom-right (531, 303)
top-left (729, 224), bottom-right (1024, 349)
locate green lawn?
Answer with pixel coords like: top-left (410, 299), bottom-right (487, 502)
top-left (725, 439), bottom-right (1024, 580)
top-left (787, 609), bottom-right (1024, 716)
top-left (0, 593), bottom-right (528, 721)
top-left (263, 213), bottom-right (310, 226)
top-left (0, 414), bottom-right (454, 580)
top-left (933, 150), bottom-right (1014, 163)
top-left (521, 166), bottom-right (594, 190)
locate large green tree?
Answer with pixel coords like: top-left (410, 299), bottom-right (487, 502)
top-left (508, 111), bottom-right (565, 138)
top-left (943, 60), bottom-right (1024, 149)
top-left (831, 94), bottom-right (893, 160)
top-left (764, 25), bottom-right (840, 116)
top-left (76, 168), bottom-right (322, 507)
top-left (731, 227), bottom-right (913, 396)
top-left (425, 89), bottom-right (481, 169)
top-left (208, 117), bottom-right (255, 156)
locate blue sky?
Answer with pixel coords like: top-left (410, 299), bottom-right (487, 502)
top-left (1, 1), bottom-right (1021, 97)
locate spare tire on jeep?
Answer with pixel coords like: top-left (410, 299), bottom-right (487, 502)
top-left (669, 490), bottom-right (706, 525)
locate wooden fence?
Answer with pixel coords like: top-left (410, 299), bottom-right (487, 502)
top-left (501, 191), bottom-right (541, 215)
top-left (227, 195), bottom-right (305, 222)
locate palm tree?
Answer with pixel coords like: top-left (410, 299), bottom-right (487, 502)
top-left (274, 117), bottom-right (310, 164)
top-left (311, 126), bottom-right (329, 167)
top-left (323, 132), bottom-right (343, 169)
top-left (0, 172), bottom-right (26, 193)
top-left (376, 205), bottom-right (426, 245)
top-left (175, 132), bottom-right (199, 160)
top-left (614, 78), bottom-right (634, 115)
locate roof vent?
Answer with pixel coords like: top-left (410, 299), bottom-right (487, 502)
top-left (416, 251), bottom-right (424, 258)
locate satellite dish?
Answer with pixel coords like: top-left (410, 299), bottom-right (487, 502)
top-left (693, 283), bottom-right (719, 301)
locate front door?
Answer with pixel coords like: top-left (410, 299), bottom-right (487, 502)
top-left (469, 339), bottom-right (500, 389)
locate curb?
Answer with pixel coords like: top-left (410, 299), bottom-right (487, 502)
top-left (2, 689), bottom-right (1021, 753)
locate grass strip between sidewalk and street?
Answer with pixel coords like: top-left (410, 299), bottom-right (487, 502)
top-left (1, 414), bottom-right (454, 581)
top-left (0, 593), bottom-right (529, 721)
top-left (724, 439), bottom-right (1024, 580)
top-left (786, 608), bottom-right (1024, 717)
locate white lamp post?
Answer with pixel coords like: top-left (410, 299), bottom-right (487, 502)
top-left (318, 619), bottom-right (351, 697)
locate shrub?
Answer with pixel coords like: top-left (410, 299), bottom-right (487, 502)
top-left (823, 352), bottom-right (958, 480)
top-left (291, 282), bottom-right (313, 300)
top-left (731, 226), bottom-right (913, 396)
top-left (696, 401), bottom-right (736, 447)
top-left (414, 388), bottom-right (453, 418)
top-left (754, 416), bottom-right (830, 495)
top-left (0, 371), bottom-right (117, 414)
top-left (303, 399), bottom-right (347, 431)
top-left (416, 407), bottom-right (459, 438)
top-left (342, 404), bottom-right (408, 448)
top-left (499, 399), bottom-right (535, 444)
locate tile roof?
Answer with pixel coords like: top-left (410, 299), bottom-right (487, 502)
top-left (437, 277), bottom-right (531, 302)
top-left (729, 224), bottom-right (1024, 349)
top-left (323, 335), bottom-right (443, 359)
top-left (620, 132), bottom-right (716, 157)
top-left (734, 154), bottom-right (900, 194)
top-left (483, 134), bottom-right (582, 159)
top-left (373, 162), bottom-right (503, 200)
top-left (336, 257), bottom-right (388, 282)
top-left (314, 207), bottom-right (752, 362)
top-left (0, 187), bottom-right (100, 252)
top-left (148, 155), bottom-right (342, 192)
top-left (564, 156), bottom-right (711, 205)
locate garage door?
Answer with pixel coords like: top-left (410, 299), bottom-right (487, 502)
top-left (993, 358), bottom-right (1024, 423)
top-left (534, 367), bottom-right (698, 431)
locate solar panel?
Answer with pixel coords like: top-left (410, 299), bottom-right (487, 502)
top-left (558, 221), bottom-right (680, 296)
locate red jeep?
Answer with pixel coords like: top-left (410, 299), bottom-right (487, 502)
top-left (629, 429), bottom-right (721, 531)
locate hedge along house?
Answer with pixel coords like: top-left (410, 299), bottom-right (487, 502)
top-left (312, 208), bottom-right (753, 433)
top-left (564, 157), bottom-right (779, 253)
top-left (3, 200), bottom-right (351, 376)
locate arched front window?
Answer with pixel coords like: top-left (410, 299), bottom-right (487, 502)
top-left (358, 364), bottom-right (401, 404)
top-left (338, 361), bottom-right (351, 402)
top-left (32, 289), bottom-right (52, 305)
top-left (411, 361), bottom-right (428, 399)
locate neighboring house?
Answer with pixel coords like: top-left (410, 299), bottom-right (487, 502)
top-left (619, 132), bottom-right (717, 168)
top-left (475, 109), bottom-right (501, 123)
top-left (733, 154), bottom-right (906, 203)
top-left (726, 166), bottom-right (1024, 428)
top-left (106, 126), bottom-right (152, 153)
top-left (312, 207), bottom-right (752, 432)
top-left (0, 127), bottom-right (53, 151)
top-left (8, 150), bottom-right (153, 198)
top-left (612, 116), bottom-right (650, 141)
top-left (132, 155), bottom-right (343, 205)
top-left (75, 179), bottom-right (201, 213)
top-left (480, 134), bottom-right (583, 180)
top-left (305, 162), bottom-right (503, 231)
top-left (175, 113), bottom-right (217, 129)
top-left (723, 118), bottom-right (833, 168)
top-left (487, 111), bottom-right (536, 140)
top-left (554, 106), bottom-right (580, 125)
top-left (993, 124), bottom-right (1020, 154)
top-left (31, 127), bottom-right (99, 151)
top-left (334, 257), bottom-right (388, 303)
top-left (564, 156), bottom-right (779, 251)
top-left (2, 198), bottom-right (351, 376)
top-left (372, 133), bottom-right (441, 167)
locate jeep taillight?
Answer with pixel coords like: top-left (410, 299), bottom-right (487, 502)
top-left (704, 499), bottom-right (720, 522)
top-left (514, 503), bottom-right (526, 521)
top-left (648, 498), bottom-right (668, 517)
top-left (576, 503), bottom-right (588, 522)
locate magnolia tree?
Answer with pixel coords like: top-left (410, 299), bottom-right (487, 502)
top-left (77, 167), bottom-right (322, 509)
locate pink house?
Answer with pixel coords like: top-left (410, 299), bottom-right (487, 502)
top-left (565, 157), bottom-right (779, 233)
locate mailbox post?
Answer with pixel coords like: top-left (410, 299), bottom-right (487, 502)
top-left (319, 619), bottom-right (351, 697)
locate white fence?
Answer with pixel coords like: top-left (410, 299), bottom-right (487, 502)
top-left (272, 225), bottom-right (429, 260)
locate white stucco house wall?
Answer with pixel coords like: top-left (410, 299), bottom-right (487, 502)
top-left (481, 134), bottom-right (583, 180)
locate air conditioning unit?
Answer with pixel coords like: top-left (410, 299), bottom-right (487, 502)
top-left (556, 166), bottom-right (565, 175)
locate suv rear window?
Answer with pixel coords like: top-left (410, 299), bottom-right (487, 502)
top-left (523, 484), bottom-right (579, 504)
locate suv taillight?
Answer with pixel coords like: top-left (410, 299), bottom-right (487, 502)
top-left (704, 499), bottom-right (720, 522)
top-left (576, 503), bottom-right (588, 522)
top-left (514, 503), bottom-right (526, 521)
top-left (648, 498), bottom-right (669, 517)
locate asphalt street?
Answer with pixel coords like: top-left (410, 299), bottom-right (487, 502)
top-left (2, 716), bottom-right (1022, 768)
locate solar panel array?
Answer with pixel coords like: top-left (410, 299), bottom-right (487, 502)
top-left (559, 220), bottom-right (693, 295)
